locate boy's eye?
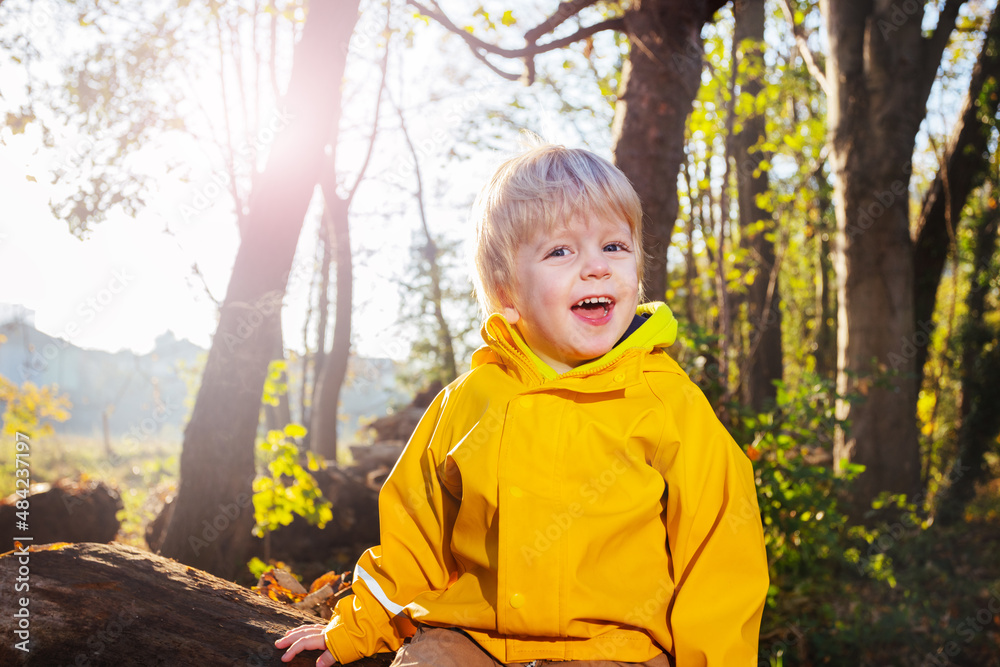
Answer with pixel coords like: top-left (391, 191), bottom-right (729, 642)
top-left (546, 247), bottom-right (569, 258)
top-left (604, 242), bottom-right (629, 252)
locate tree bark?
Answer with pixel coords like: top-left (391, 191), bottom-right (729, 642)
top-left (0, 542), bottom-right (391, 667)
top-left (158, 0), bottom-right (358, 578)
top-left (912, 6), bottom-right (1000, 387)
top-left (823, 0), bottom-right (964, 512)
top-left (611, 0), bottom-right (729, 302)
top-left (733, 0), bottom-right (782, 411)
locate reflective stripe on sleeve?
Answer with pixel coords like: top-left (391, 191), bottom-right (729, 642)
top-left (354, 564), bottom-right (406, 616)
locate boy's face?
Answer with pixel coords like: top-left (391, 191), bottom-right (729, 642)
top-left (502, 214), bottom-right (639, 373)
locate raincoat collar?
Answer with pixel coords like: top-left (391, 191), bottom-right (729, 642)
top-left (473, 302), bottom-right (678, 386)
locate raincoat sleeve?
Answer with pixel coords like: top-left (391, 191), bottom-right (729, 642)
top-left (652, 377), bottom-right (768, 666)
top-left (323, 388), bottom-right (459, 664)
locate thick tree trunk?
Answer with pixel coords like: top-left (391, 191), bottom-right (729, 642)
top-left (0, 542), bottom-right (391, 667)
top-left (158, 0), bottom-right (358, 578)
top-left (733, 0), bottom-right (782, 411)
top-left (823, 0), bottom-right (963, 512)
top-left (912, 6), bottom-right (1000, 388)
top-left (311, 195), bottom-right (353, 461)
top-left (611, 0), bottom-right (728, 302)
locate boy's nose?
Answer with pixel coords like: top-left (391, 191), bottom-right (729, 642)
top-left (581, 251), bottom-right (611, 279)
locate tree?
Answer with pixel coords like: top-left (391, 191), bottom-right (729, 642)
top-left (913, 4), bottom-right (1000, 387)
top-left (733, 0), bottom-right (783, 410)
top-left (158, 1), bottom-right (358, 578)
top-left (820, 0), bottom-right (966, 511)
top-left (308, 4), bottom-right (391, 462)
top-left (391, 92), bottom-right (482, 389)
top-left (936, 179), bottom-right (1000, 524)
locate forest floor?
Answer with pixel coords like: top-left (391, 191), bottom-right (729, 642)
top-left (4, 433), bottom-right (1000, 667)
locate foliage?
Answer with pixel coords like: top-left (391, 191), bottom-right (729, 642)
top-left (246, 556), bottom-right (274, 580)
top-left (728, 375), bottom-right (860, 596)
top-left (0, 377), bottom-right (72, 438)
top-left (739, 376), bottom-right (1000, 666)
top-left (252, 423), bottom-right (332, 537)
top-left (261, 359), bottom-right (290, 408)
top-left (0, 336), bottom-right (72, 437)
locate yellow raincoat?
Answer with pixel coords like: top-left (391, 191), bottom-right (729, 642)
top-left (324, 303), bottom-right (768, 665)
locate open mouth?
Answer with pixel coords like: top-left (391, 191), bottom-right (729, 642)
top-left (571, 296), bottom-right (614, 320)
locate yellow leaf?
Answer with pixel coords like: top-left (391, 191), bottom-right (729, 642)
top-left (26, 175), bottom-right (37, 183)
top-left (501, 10), bottom-right (516, 26)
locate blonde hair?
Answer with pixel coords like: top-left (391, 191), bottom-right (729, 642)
top-left (471, 141), bottom-right (644, 316)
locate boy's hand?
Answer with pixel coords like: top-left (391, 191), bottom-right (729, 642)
top-left (275, 623), bottom-right (337, 666)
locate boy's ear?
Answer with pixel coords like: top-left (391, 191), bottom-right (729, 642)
top-left (498, 284), bottom-right (521, 324)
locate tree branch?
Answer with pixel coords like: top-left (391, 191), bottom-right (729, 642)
top-left (408, 0), bottom-right (624, 83)
top-left (919, 0), bottom-right (967, 104)
top-left (346, 2), bottom-right (392, 206)
top-left (524, 0), bottom-right (599, 43)
top-left (776, 0), bottom-right (829, 95)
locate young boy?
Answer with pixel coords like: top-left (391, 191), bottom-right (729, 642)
top-left (277, 143), bottom-right (768, 666)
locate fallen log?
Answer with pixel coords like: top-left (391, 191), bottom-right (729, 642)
top-left (1, 479), bottom-right (122, 546)
top-left (0, 542), bottom-right (393, 667)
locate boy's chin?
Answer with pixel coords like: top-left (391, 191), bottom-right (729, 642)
top-left (573, 343), bottom-right (618, 364)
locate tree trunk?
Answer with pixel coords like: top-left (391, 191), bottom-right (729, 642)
top-left (0, 542), bottom-right (391, 667)
top-left (399, 108), bottom-right (458, 385)
top-left (158, 0), bottom-right (358, 579)
top-left (936, 189), bottom-right (1000, 525)
top-left (733, 0), bottom-right (782, 411)
top-left (303, 211), bottom-right (334, 451)
top-left (311, 195), bottom-right (352, 461)
top-left (611, 0), bottom-right (728, 302)
top-left (823, 0), bottom-right (964, 512)
top-left (912, 6), bottom-right (1000, 388)
top-left (814, 179), bottom-right (837, 380)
